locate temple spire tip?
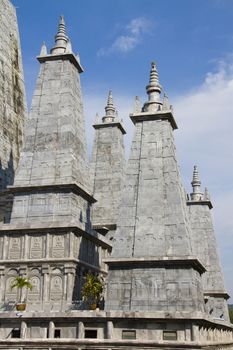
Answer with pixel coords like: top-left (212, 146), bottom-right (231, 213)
top-left (102, 90), bottom-right (116, 123)
top-left (143, 61), bottom-right (162, 112)
top-left (50, 15), bottom-right (69, 55)
top-left (191, 165), bottom-right (203, 201)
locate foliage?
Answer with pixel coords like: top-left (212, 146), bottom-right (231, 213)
top-left (11, 276), bottom-right (33, 291)
top-left (81, 273), bottom-right (104, 305)
top-left (228, 304), bottom-right (233, 323)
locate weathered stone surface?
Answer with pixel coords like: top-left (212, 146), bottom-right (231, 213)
top-left (105, 64), bottom-right (205, 313)
top-left (0, 0), bottom-right (26, 222)
top-left (91, 92), bottom-right (126, 236)
top-left (0, 16), bottom-right (111, 313)
top-left (188, 172), bottom-right (230, 322)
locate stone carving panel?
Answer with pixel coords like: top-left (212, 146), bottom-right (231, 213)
top-left (27, 276), bottom-right (41, 302)
top-left (0, 236), bottom-right (3, 259)
top-left (51, 234), bottom-right (65, 258)
top-left (5, 274), bottom-right (17, 300)
top-left (50, 275), bottom-right (63, 301)
top-left (29, 235), bottom-right (44, 259)
top-left (8, 236), bottom-right (21, 259)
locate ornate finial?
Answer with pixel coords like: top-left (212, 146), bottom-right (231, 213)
top-left (50, 15), bottom-right (69, 54)
top-left (190, 165), bottom-right (203, 201)
top-left (204, 187), bottom-right (210, 201)
top-left (102, 90), bottom-right (116, 123)
top-left (134, 96), bottom-right (141, 113)
top-left (143, 61), bottom-right (162, 112)
top-left (39, 42), bottom-right (47, 56)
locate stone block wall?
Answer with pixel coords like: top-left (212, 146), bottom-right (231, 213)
top-left (0, 0), bottom-right (26, 221)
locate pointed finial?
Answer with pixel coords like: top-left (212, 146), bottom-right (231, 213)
top-left (94, 112), bottom-right (100, 124)
top-left (65, 40), bottom-right (72, 53)
top-left (50, 15), bottom-right (69, 54)
top-left (40, 41), bottom-right (47, 56)
top-left (190, 165), bottom-right (203, 201)
top-left (162, 93), bottom-right (170, 111)
top-left (102, 90), bottom-right (116, 123)
top-left (204, 187), bottom-right (210, 201)
top-left (134, 96), bottom-right (141, 113)
top-left (143, 61), bottom-right (162, 112)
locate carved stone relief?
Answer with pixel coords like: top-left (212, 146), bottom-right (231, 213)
top-left (30, 235), bottom-right (44, 259)
top-left (8, 236), bottom-right (21, 259)
top-left (51, 234), bottom-right (65, 258)
top-left (50, 275), bottom-right (63, 301)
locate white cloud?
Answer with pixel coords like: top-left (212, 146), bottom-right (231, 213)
top-left (97, 17), bottom-right (153, 56)
top-left (174, 60), bottom-right (233, 301)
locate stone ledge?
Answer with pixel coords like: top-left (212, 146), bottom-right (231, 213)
top-left (104, 256), bottom-right (206, 274)
top-left (5, 183), bottom-right (96, 204)
top-left (130, 111), bottom-right (178, 130)
top-left (0, 222), bottom-right (112, 249)
top-left (93, 121), bottom-right (126, 135)
top-left (187, 200), bottom-right (213, 209)
top-left (37, 53), bottom-right (84, 73)
top-left (204, 291), bottom-right (230, 300)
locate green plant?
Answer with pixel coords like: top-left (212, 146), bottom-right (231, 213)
top-left (11, 276), bottom-right (33, 303)
top-left (81, 273), bottom-right (104, 308)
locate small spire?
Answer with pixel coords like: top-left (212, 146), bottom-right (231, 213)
top-left (134, 96), bottom-right (141, 113)
top-left (50, 15), bottom-right (69, 55)
top-left (204, 187), bottom-right (210, 201)
top-left (65, 40), bottom-right (72, 53)
top-left (94, 112), bottom-right (100, 124)
top-left (102, 90), bottom-right (116, 123)
top-left (39, 42), bottom-right (47, 56)
top-left (190, 165), bottom-right (203, 201)
top-left (162, 93), bottom-right (170, 111)
top-left (143, 62), bottom-right (162, 112)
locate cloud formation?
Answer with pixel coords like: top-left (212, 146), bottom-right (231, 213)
top-left (97, 17), bottom-right (153, 56)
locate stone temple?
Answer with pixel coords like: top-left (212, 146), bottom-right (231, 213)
top-left (0, 1), bottom-right (232, 349)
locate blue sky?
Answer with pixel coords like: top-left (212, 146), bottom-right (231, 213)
top-left (12, 0), bottom-right (233, 302)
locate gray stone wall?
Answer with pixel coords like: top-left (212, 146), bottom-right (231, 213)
top-left (0, 0), bottom-right (26, 222)
top-left (0, 229), bottom-right (110, 311)
top-left (188, 203), bottom-right (230, 322)
top-left (13, 59), bottom-right (89, 193)
top-left (105, 114), bottom-right (205, 313)
top-left (91, 123), bottom-right (125, 233)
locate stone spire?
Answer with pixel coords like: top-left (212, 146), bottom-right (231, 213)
top-left (191, 165), bottom-right (203, 201)
top-left (105, 63), bottom-right (205, 313)
top-left (102, 90), bottom-right (116, 123)
top-left (162, 93), bottom-right (170, 111)
top-left (134, 96), bottom-right (141, 113)
top-left (40, 42), bottom-right (47, 56)
top-left (188, 168), bottom-right (230, 321)
top-left (143, 62), bottom-right (162, 112)
top-left (50, 15), bottom-right (69, 54)
top-left (91, 90), bottom-right (126, 236)
top-left (204, 187), bottom-right (210, 201)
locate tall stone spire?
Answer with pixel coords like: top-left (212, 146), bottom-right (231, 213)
top-left (105, 62), bottom-right (205, 313)
top-left (91, 92), bottom-right (126, 237)
top-left (50, 15), bottom-right (69, 54)
top-left (188, 166), bottom-right (230, 321)
top-left (102, 90), bottom-right (116, 123)
top-left (0, 16), bottom-right (111, 312)
top-left (143, 61), bottom-right (162, 112)
top-left (191, 165), bottom-right (203, 201)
